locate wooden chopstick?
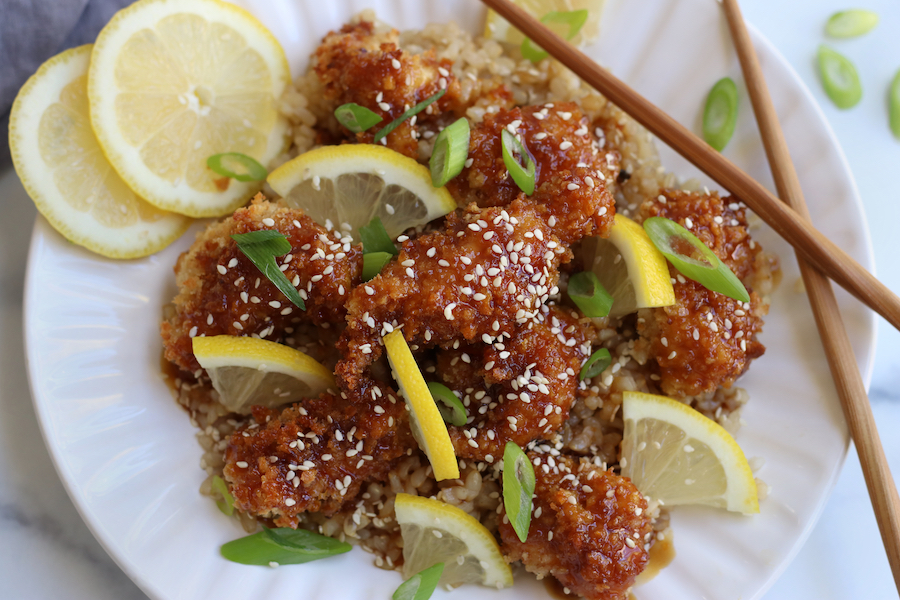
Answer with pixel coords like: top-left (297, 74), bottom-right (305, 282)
top-left (721, 0), bottom-right (900, 588)
top-left (480, 0), bottom-right (900, 334)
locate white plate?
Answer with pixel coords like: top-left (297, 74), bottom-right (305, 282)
top-left (23, 0), bottom-right (876, 599)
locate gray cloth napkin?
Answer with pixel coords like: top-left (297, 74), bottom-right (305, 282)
top-left (0, 0), bottom-right (132, 165)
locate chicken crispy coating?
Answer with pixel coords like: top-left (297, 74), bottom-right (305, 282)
top-left (314, 21), bottom-right (462, 159)
top-left (637, 190), bottom-right (769, 397)
top-left (223, 379), bottom-right (414, 527)
top-left (436, 307), bottom-right (590, 462)
top-left (499, 453), bottom-right (651, 600)
top-left (161, 196), bottom-right (362, 374)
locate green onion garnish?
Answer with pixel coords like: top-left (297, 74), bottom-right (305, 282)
top-left (500, 129), bottom-right (536, 195)
top-left (359, 216), bottom-right (399, 256)
top-left (374, 89), bottom-right (447, 144)
top-left (429, 117), bottom-right (470, 187)
top-left (211, 475), bottom-right (235, 516)
top-left (392, 562), bottom-right (445, 600)
top-left (825, 9), bottom-right (879, 38)
top-left (890, 69), bottom-right (900, 140)
top-left (579, 348), bottom-right (612, 381)
top-left (702, 77), bottom-right (738, 152)
top-left (642, 217), bottom-right (750, 303)
top-left (503, 441), bottom-right (535, 543)
top-left (363, 251), bottom-right (393, 281)
top-left (220, 527), bottom-right (351, 566)
top-left (230, 230), bottom-right (306, 310)
top-left (334, 102), bottom-right (383, 133)
top-left (427, 382), bottom-right (467, 427)
top-left (817, 45), bottom-right (862, 109)
top-left (521, 10), bottom-right (589, 63)
top-left (568, 271), bottom-right (614, 318)
top-left (207, 153), bottom-right (267, 182)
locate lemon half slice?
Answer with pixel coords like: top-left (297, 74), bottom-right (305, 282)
top-left (88, 0), bottom-right (290, 217)
top-left (620, 391), bottom-right (759, 514)
top-left (9, 45), bottom-right (190, 258)
top-left (484, 0), bottom-right (606, 47)
top-left (267, 144), bottom-right (457, 241)
top-left (192, 335), bottom-right (335, 414)
top-left (583, 214), bottom-right (675, 317)
top-left (395, 493), bottom-right (513, 589)
top-left (383, 330), bottom-right (459, 481)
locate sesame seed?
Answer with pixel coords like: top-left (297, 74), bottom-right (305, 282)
top-left (217, 264), bottom-right (227, 275)
top-left (262, 218), bottom-right (275, 227)
top-left (444, 304), bottom-right (456, 320)
top-left (391, 58), bottom-right (401, 69)
top-left (236, 461), bottom-right (249, 468)
top-left (559, 141), bottom-right (573, 150)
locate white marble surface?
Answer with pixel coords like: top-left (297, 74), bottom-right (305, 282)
top-left (1, 1), bottom-right (899, 598)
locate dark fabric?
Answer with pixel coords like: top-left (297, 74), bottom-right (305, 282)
top-left (0, 0), bottom-right (133, 165)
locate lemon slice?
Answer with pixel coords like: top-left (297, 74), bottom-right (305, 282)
top-left (88, 0), bottom-right (290, 217)
top-left (395, 493), bottom-right (513, 589)
top-left (383, 330), bottom-right (459, 481)
top-left (620, 391), bottom-right (759, 514)
top-left (582, 214), bottom-right (675, 317)
top-left (267, 144), bottom-right (457, 241)
top-left (484, 0), bottom-right (606, 47)
top-left (9, 45), bottom-right (190, 259)
top-left (192, 335), bottom-right (335, 414)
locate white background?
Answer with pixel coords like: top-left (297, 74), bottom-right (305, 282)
top-left (0, 0), bottom-right (898, 598)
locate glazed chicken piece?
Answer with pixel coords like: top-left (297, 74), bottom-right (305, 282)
top-left (223, 379), bottom-right (414, 527)
top-left (336, 198), bottom-right (572, 390)
top-left (435, 306), bottom-right (591, 462)
top-left (161, 196), bottom-right (362, 374)
top-left (313, 21), bottom-right (463, 158)
top-left (499, 452), bottom-right (651, 600)
top-left (637, 190), bottom-right (770, 397)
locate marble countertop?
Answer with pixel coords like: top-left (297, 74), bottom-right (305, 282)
top-left (2, 0), bottom-right (899, 598)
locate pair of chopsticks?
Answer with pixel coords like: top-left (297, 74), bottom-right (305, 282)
top-left (480, 0), bottom-right (900, 589)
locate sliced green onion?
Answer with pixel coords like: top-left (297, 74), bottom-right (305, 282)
top-left (643, 217), bottom-right (750, 303)
top-left (521, 10), bottom-right (589, 62)
top-left (890, 69), bottom-right (900, 140)
top-left (211, 475), bottom-right (235, 516)
top-left (392, 563), bottom-right (445, 600)
top-left (231, 230), bottom-right (306, 310)
top-left (334, 103), bottom-right (383, 133)
top-left (501, 129), bottom-right (536, 195)
top-left (702, 77), bottom-right (738, 152)
top-left (359, 216), bottom-right (399, 255)
top-left (427, 382), bottom-right (467, 427)
top-left (363, 251), bottom-right (393, 281)
top-left (220, 527), bottom-right (351, 566)
top-left (207, 153), bottom-right (267, 182)
top-left (568, 271), bottom-right (614, 318)
top-left (826, 9), bottom-right (879, 38)
top-left (503, 441), bottom-right (535, 543)
top-left (817, 45), bottom-right (862, 109)
top-left (579, 348), bottom-right (612, 381)
top-left (374, 89), bottom-right (447, 143)
top-left (429, 117), bottom-right (470, 187)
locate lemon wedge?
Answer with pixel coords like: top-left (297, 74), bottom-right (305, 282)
top-left (9, 45), bottom-right (190, 258)
top-left (192, 335), bottom-right (335, 414)
top-left (88, 0), bottom-right (290, 217)
top-left (267, 144), bottom-right (457, 241)
top-left (383, 330), bottom-right (459, 481)
top-left (484, 0), bottom-right (605, 47)
top-left (582, 214), bottom-right (675, 317)
top-left (395, 493), bottom-right (513, 589)
top-left (620, 391), bottom-right (759, 514)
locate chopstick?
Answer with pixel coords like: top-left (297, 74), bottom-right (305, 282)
top-left (721, 0), bottom-right (900, 589)
top-left (479, 0), bottom-right (900, 334)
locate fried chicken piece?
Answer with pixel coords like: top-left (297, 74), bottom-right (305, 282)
top-left (161, 196), bottom-right (362, 374)
top-left (223, 379), bottom-right (414, 527)
top-left (637, 190), bottom-right (769, 397)
top-left (447, 102), bottom-right (618, 245)
top-left (436, 306), bottom-right (590, 461)
top-left (336, 198), bottom-right (569, 390)
top-left (499, 453), bottom-right (651, 600)
top-left (313, 21), bottom-right (462, 159)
